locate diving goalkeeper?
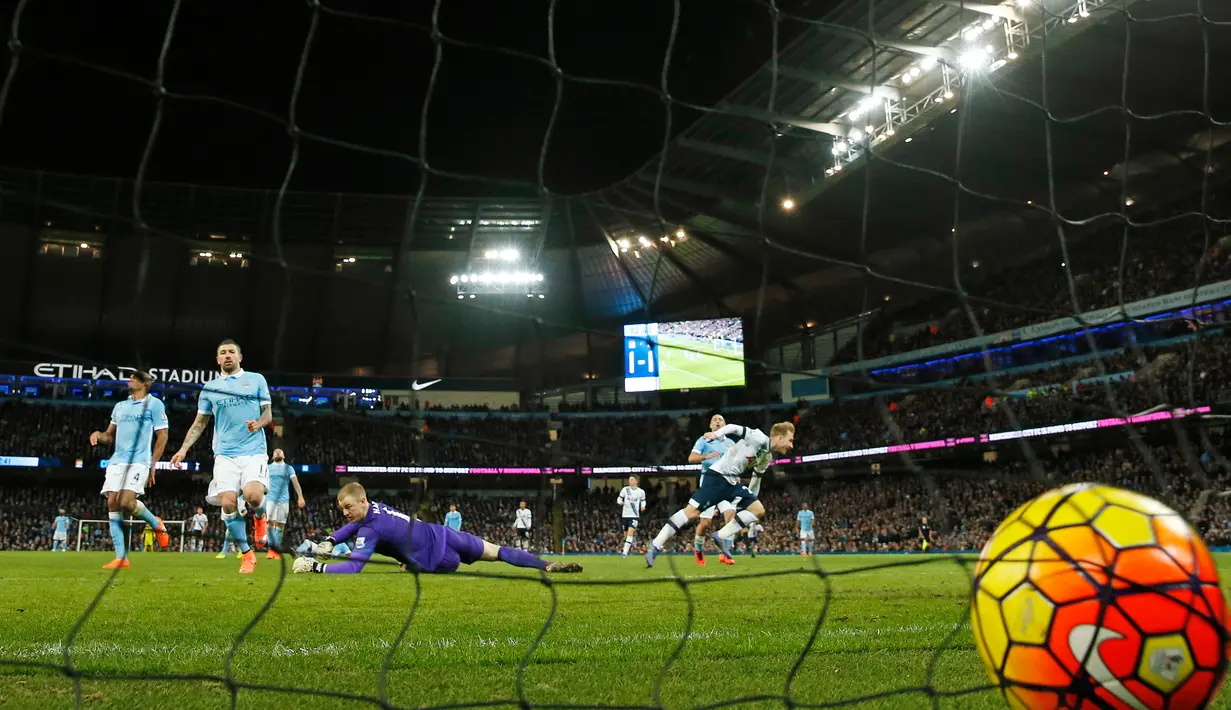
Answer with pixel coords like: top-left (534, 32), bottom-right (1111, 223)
top-left (293, 483), bottom-right (582, 575)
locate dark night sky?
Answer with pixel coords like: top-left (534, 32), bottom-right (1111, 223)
top-left (0, 0), bottom-right (833, 197)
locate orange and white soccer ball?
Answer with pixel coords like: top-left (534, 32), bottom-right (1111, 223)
top-left (972, 483), bottom-right (1229, 709)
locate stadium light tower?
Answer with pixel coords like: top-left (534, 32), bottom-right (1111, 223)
top-left (447, 198), bottom-right (551, 298)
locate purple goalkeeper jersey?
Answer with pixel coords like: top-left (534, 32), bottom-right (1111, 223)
top-left (325, 501), bottom-right (455, 574)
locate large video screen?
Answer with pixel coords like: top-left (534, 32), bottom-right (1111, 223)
top-left (623, 317), bottom-right (745, 392)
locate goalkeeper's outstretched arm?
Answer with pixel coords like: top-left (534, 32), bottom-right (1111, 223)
top-left (315, 521), bottom-right (361, 559)
top-left (320, 545), bottom-right (373, 574)
top-left (297, 526), bottom-right (374, 574)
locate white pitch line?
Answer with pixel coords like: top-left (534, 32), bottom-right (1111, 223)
top-left (0, 623), bottom-right (964, 661)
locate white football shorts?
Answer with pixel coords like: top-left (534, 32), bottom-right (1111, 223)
top-left (206, 454), bottom-right (269, 506)
top-left (267, 501), bottom-right (290, 524)
top-left (102, 463), bottom-right (150, 496)
top-left (799, 530), bottom-right (816, 541)
top-left (699, 499), bottom-right (737, 520)
top-left (53, 532), bottom-right (68, 542)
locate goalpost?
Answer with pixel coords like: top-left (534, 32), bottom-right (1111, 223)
top-left (75, 519), bottom-right (186, 553)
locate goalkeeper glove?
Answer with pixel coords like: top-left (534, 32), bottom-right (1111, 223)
top-left (315, 540), bottom-right (334, 561)
top-left (293, 556), bottom-right (325, 574)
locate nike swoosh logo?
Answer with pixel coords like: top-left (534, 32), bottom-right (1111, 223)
top-left (411, 379), bottom-right (442, 391)
top-left (1068, 625), bottom-right (1150, 710)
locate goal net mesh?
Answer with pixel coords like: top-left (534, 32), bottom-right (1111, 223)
top-left (0, 0), bottom-right (1229, 708)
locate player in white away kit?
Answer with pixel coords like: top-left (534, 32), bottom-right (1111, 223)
top-left (646, 421), bottom-right (794, 567)
top-left (265, 448), bottom-right (305, 560)
top-left (89, 371), bottom-right (172, 569)
top-left (745, 520), bottom-right (763, 558)
top-left (690, 413), bottom-right (736, 565)
top-left (514, 501), bottom-right (533, 551)
top-left (171, 339), bottom-right (272, 574)
top-left (616, 475), bottom-right (647, 557)
top-left (187, 506), bottom-right (208, 552)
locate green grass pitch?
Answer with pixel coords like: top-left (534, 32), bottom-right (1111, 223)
top-left (1, 552), bottom-right (1229, 709)
top-left (657, 335), bottom-right (745, 390)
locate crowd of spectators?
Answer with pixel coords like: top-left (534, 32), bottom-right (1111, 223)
top-left (0, 479), bottom-right (546, 554)
top-left (0, 481), bottom-right (365, 553)
top-left (557, 415), bottom-right (674, 466)
top-left (2, 330), bottom-right (1228, 471)
top-left (558, 437), bottom-right (1231, 555)
top-left (838, 228), bottom-right (1231, 365)
top-left (0, 401), bottom-right (210, 464)
top-left (8, 434), bottom-right (1228, 558)
top-left (657, 317), bottom-right (744, 344)
top-left (792, 333), bottom-right (1231, 453)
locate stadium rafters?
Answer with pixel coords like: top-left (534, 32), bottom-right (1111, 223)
top-left (588, 0), bottom-right (1229, 353)
top-left (1, 0), bottom-right (1227, 382)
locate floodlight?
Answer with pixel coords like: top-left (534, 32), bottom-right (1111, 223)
top-left (959, 47), bottom-right (990, 69)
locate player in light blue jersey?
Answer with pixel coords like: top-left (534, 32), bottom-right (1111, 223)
top-left (51, 508), bottom-right (72, 552)
top-left (171, 339), bottom-right (272, 574)
top-left (216, 497), bottom-right (248, 558)
top-left (689, 413), bottom-right (734, 566)
top-left (296, 538), bottom-right (350, 558)
top-left (264, 448), bottom-right (304, 560)
top-left (89, 371), bottom-right (171, 569)
top-left (444, 504), bottom-right (462, 531)
top-left (796, 503), bottom-right (815, 556)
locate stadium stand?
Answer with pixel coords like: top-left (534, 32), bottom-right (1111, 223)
top-left (1, 328), bottom-right (1229, 468)
top-left (834, 222), bottom-right (1231, 366)
top-left (7, 438), bottom-right (1229, 556)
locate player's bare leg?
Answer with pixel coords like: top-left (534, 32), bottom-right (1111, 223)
top-left (622, 526), bottom-right (637, 557)
top-left (118, 488), bottom-right (169, 550)
top-left (243, 481), bottom-right (267, 553)
top-left (478, 540), bottom-right (581, 573)
top-left (219, 490), bottom-right (257, 574)
top-left (647, 505), bottom-right (701, 567)
top-left (715, 508), bottom-right (737, 565)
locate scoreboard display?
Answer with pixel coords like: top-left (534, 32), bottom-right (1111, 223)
top-left (623, 317), bottom-right (745, 392)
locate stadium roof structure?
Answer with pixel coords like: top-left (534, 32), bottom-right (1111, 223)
top-left (2, 0), bottom-right (1229, 383)
top-left (585, 0), bottom-right (1231, 340)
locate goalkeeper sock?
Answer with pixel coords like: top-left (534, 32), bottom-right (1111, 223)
top-left (108, 512), bottom-right (126, 559)
top-left (693, 534), bottom-right (704, 552)
top-left (269, 526), bottom-right (283, 550)
top-left (132, 500), bottom-right (161, 530)
top-left (221, 510), bottom-right (251, 554)
top-left (497, 546), bottom-right (547, 570)
top-left (717, 510), bottom-right (758, 541)
top-left (622, 536), bottom-right (633, 555)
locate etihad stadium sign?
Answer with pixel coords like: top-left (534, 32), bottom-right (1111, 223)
top-left (32, 362), bottom-right (221, 386)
